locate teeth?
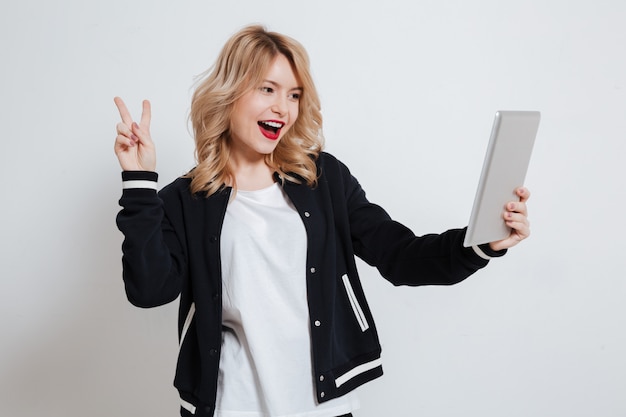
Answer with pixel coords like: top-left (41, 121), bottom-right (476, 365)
top-left (261, 121), bottom-right (284, 128)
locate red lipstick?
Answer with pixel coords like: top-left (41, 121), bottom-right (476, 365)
top-left (258, 120), bottom-right (285, 140)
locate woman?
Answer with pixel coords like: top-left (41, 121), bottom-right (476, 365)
top-left (114, 25), bottom-right (530, 417)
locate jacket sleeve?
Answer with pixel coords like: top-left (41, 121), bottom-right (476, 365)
top-left (334, 159), bottom-right (505, 286)
top-left (116, 171), bottom-right (186, 307)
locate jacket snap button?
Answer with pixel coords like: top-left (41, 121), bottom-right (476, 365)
top-left (314, 320), bottom-right (321, 327)
top-left (319, 375), bottom-right (324, 382)
top-left (304, 211), bottom-right (310, 217)
top-left (320, 392), bottom-right (325, 398)
top-left (310, 267), bottom-right (316, 273)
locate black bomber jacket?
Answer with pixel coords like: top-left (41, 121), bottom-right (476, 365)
top-left (116, 152), bottom-right (504, 417)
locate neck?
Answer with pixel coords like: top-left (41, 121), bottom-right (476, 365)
top-left (229, 158), bottom-right (275, 191)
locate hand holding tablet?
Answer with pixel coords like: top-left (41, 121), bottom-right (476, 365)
top-left (464, 111), bottom-right (540, 248)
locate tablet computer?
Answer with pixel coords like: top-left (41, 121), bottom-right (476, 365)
top-left (463, 111), bottom-right (541, 247)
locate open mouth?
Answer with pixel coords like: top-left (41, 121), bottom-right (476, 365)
top-left (258, 120), bottom-right (285, 140)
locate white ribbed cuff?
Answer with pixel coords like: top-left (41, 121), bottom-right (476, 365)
top-left (180, 398), bottom-right (196, 414)
top-left (472, 245), bottom-right (492, 260)
top-left (122, 180), bottom-right (158, 190)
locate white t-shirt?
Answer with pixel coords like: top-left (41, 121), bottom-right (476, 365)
top-left (216, 183), bottom-right (358, 417)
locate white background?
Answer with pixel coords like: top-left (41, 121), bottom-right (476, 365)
top-left (1, 1), bottom-right (625, 416)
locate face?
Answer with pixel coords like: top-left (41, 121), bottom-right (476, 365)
top-left (229, 54), bottom-right (301, 162)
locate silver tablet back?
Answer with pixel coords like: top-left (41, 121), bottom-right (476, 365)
top-left (464, 111), bottom-right (541, 247)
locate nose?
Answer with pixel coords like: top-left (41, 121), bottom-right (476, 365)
top-left (271, 95), bottom-right (288, 117)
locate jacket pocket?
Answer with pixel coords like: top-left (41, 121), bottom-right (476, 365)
top-left (179, 302), bottom-right (196, 349)
top-left (341, 274), bottom-right (369, 332)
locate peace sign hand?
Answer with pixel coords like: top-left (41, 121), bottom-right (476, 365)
top-left (113, 97), bottom-right (156, 172)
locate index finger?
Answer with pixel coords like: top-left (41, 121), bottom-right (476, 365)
top-left (114, 96), bottom-right (133, 126)
top-left (517, 187), bottom-right (531, 204)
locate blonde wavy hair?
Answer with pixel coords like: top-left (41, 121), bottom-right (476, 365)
top-left (187, 25), bottom-right (324, 196)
